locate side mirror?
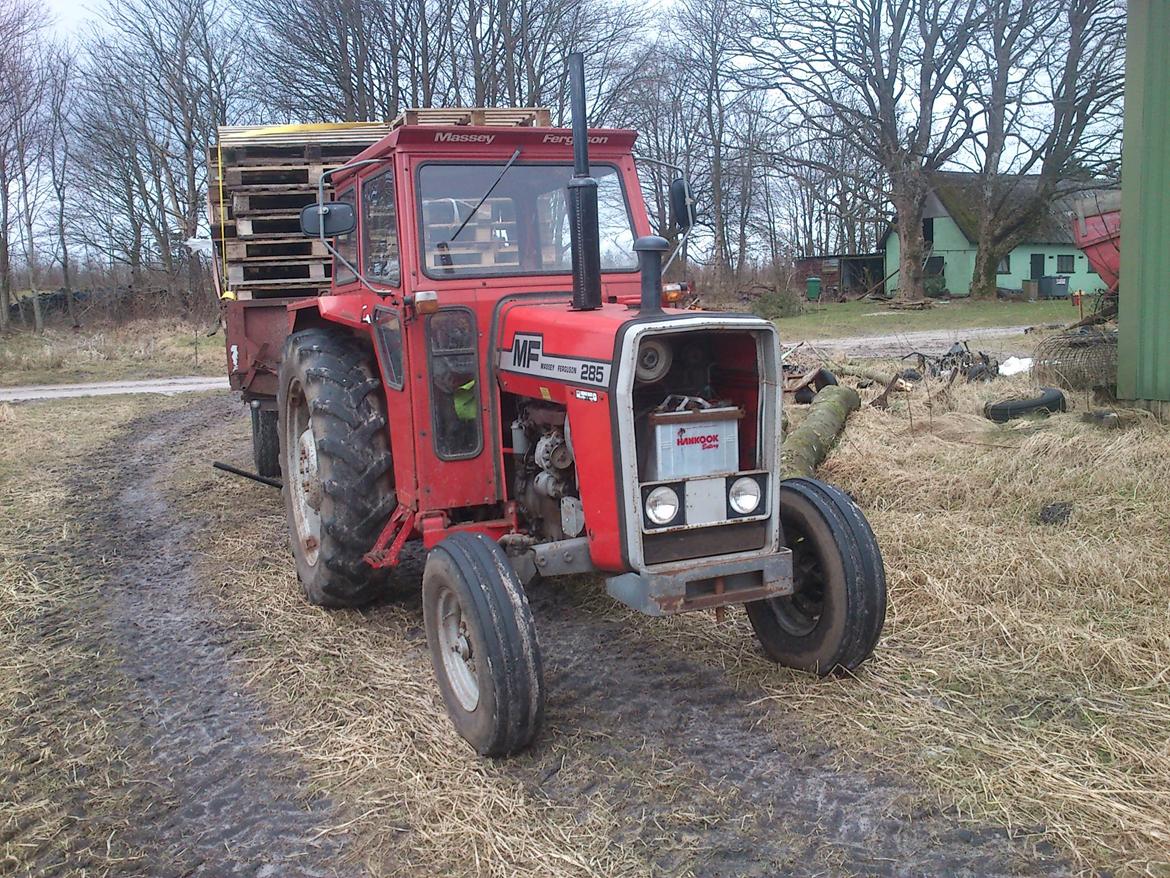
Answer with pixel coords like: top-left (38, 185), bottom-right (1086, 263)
top-left (300, 201), bottom-right (356, 238)
top-left (669, 178), bottom-right (696, 232)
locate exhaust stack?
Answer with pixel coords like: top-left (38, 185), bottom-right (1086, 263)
top-left (634, 236), bottom-right (669, 313)
top-left (567, 53), bottom-right (602, 311)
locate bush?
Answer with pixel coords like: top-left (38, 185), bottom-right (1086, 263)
top-left (753, 288), bottom-right (804, 320)
top-left (924, 276), bottom-right (950, 298)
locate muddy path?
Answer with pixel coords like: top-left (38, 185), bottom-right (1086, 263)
top-left (57, 398), bottom-right (360, 877)
top-left (46, 394), bottom-right (1070, 876)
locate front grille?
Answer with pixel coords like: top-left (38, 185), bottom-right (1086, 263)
top-left (642, 520), bottom-right (768, 565)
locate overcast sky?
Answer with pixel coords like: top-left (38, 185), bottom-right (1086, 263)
top-left (44, 0), bottom-right (95, 34)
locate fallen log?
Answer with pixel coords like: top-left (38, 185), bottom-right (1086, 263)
top-left (781, 385), bottom-right (861, 478)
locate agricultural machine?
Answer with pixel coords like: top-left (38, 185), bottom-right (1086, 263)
top-left (213, 55), bottom-right (886, 756)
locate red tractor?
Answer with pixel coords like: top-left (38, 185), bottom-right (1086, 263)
top-left (217, 55), bottom-right (886, 756)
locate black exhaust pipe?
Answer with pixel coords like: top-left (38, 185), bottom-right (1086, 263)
top-left (634, 236), bottom-right (669, 313)
top-left (567, 52), bottom-right (602, 311)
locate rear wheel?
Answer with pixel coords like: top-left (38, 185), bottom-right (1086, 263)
top-left (250, 405), bottom-right (280, 478)
top-left (277, 328), bottom-right (396, 608)
top-left (746, 477), bottom-right (886, 674)
top-left (423, 532), bottom-right (545, 757)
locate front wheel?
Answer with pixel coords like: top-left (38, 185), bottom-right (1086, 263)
top-left (423, 533), bottom-right (545, 757)
top-left (746, 477), bottom-right (886, 674)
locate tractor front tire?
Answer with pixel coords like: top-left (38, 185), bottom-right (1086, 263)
top-left (423, 533), bottom-right (545, 757)
top-left (251, 405), bottom-right (280, 478)
top-left (277, 328), bottom-right (396, 608)
top-left (746, 477), bottom-right (886, 675)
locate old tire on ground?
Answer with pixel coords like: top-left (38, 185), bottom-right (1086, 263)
top-left (794, 368), bottom-right (839, 404)
top-left (746, 477), bottom-right (886, 675)
top-left (983, 387), bottom-right (1067, 423)
top-left (277, 328), bottom-right (396, 608)
top-left (251, 406), bottom-right (280, 478)
top-left (423, 532), bottom-right (544, 757)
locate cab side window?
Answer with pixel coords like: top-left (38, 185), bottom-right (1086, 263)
top-left (427, 309), bottom-right (481, 459)
top-left (333, 187), bottom-right (358, 285)
top-left (363, 169), bottom-right (400, 285)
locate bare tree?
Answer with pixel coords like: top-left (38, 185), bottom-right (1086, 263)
top-left (745, 0), bottom-right (985, 300)
top-left (0, 0), bottom-right (44, 332)
top-left (46, 46), bottom-right (79, 325)
top-left (965, 0), bottom-right (1125, 298)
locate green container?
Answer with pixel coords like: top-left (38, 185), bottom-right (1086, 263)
top-left (806, 276), bottom-right (822, 301)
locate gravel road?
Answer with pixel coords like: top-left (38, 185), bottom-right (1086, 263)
top-left (792, 324), bottom-right (1036, 359)
top-left (0, 375), bottom-right (228, 402)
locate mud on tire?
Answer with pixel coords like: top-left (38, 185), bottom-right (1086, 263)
top-left (423, 533), bottom-right (545, 757)
top-left (746, 477), bottom-right (886, 674)
top-left (277, 328), bottom-right (396, 608)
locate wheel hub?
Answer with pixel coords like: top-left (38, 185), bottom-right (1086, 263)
top-left (436, 587), bottom-right (479, 711)
top-left (287, 403), bottom-right (322, 566)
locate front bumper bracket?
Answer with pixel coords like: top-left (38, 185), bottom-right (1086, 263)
top-left (605, 549), bottom-right (793, 617)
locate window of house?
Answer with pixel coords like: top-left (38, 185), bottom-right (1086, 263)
top-left (363, 169), bottom-right (400, 285)
top-left (333, 187), bottom-right (358, 286)
top-left (924, 255), bottom-right (944, 277)
top-left (997, 254), bottom-right (1011, 274)
top-left (1057, 254), bottom-right (1075, 274)
top-left (427, 309), bottom-right (481, 460)
top-left (922, 217), bottom-right (935, 246)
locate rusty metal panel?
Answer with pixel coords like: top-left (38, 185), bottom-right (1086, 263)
top-left (1118, 0), bottom-right (1170, 407)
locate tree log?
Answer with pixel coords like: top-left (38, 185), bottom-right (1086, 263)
top-left (781, 385), bottom-right (861, 478)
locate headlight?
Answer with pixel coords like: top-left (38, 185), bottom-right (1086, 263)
top-left (728, 477), bottom-right (762, 515)
top-left (645, 486), bottom-right (681, 525)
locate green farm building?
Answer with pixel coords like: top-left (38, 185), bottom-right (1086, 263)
top-left (882, 173), bottom-right (1113, 298)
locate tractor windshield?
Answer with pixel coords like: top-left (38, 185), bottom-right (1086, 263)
top-left (417, 163), bottom-right (637, 278)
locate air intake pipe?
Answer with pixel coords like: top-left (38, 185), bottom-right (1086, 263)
top-left (567, 52), bottom-right (602, 311)
top-left (634, 235), bottom-right (669, 313)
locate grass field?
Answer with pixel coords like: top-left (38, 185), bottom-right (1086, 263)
top-left (0, 319), bottom-right (223, 386)
top-left (777, 298), bottom-right (1084, 339)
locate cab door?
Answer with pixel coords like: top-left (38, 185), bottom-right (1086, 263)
top-left (361, 166), bottom-right (419, 507)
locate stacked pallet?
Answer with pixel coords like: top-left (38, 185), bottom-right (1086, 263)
top-left (208, 109), bottom-right (551, 300)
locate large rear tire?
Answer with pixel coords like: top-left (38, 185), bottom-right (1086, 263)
top-left (423, 533), bottom-right (545, 757)
top-left (746, 477), bottom-right (886, 674)
top-left (277, 328), bottom-right (396, 608)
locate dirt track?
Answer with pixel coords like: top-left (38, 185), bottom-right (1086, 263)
top-left (56, 399), bottom-right (357, 876)
top-left (7, 393), bottom-right (1072, 876)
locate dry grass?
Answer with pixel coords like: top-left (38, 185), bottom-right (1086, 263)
top-left (0, 395), bottom-right (185, 874)
top-left (0, 319), bottom-right (223, 386)
top-left (606, 375), bottom-right (1170, 876)
top-left (176, 376), bottom-right (1170, 876)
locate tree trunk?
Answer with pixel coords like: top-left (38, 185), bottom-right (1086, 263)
top-left (893, 194), bottom-right (926, 302)
top-left (781, 385), bottom-right (861, 479)
top-left (970, 241), bottom-right (1002, 300)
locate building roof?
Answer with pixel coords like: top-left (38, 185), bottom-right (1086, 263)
top-left (930, 171), bottom-right (1119, 246)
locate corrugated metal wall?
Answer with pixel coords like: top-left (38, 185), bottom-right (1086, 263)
top-left (1118, 0), bottom-right (1170, 415)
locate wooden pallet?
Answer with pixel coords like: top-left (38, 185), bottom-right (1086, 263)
top-left (208, 109), bottom-right (551, 299)
top-left (224, 237), bottom-right (330, 261)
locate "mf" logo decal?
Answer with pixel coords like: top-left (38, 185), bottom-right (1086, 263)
top-left (514, 335), bottom-right (542, 367)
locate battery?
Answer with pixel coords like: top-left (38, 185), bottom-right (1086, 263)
top-left (647, 397), bottom-right (743, 481)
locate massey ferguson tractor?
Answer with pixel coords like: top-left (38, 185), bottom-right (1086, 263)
top-left (213, 54), bottom-right (886, 756)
